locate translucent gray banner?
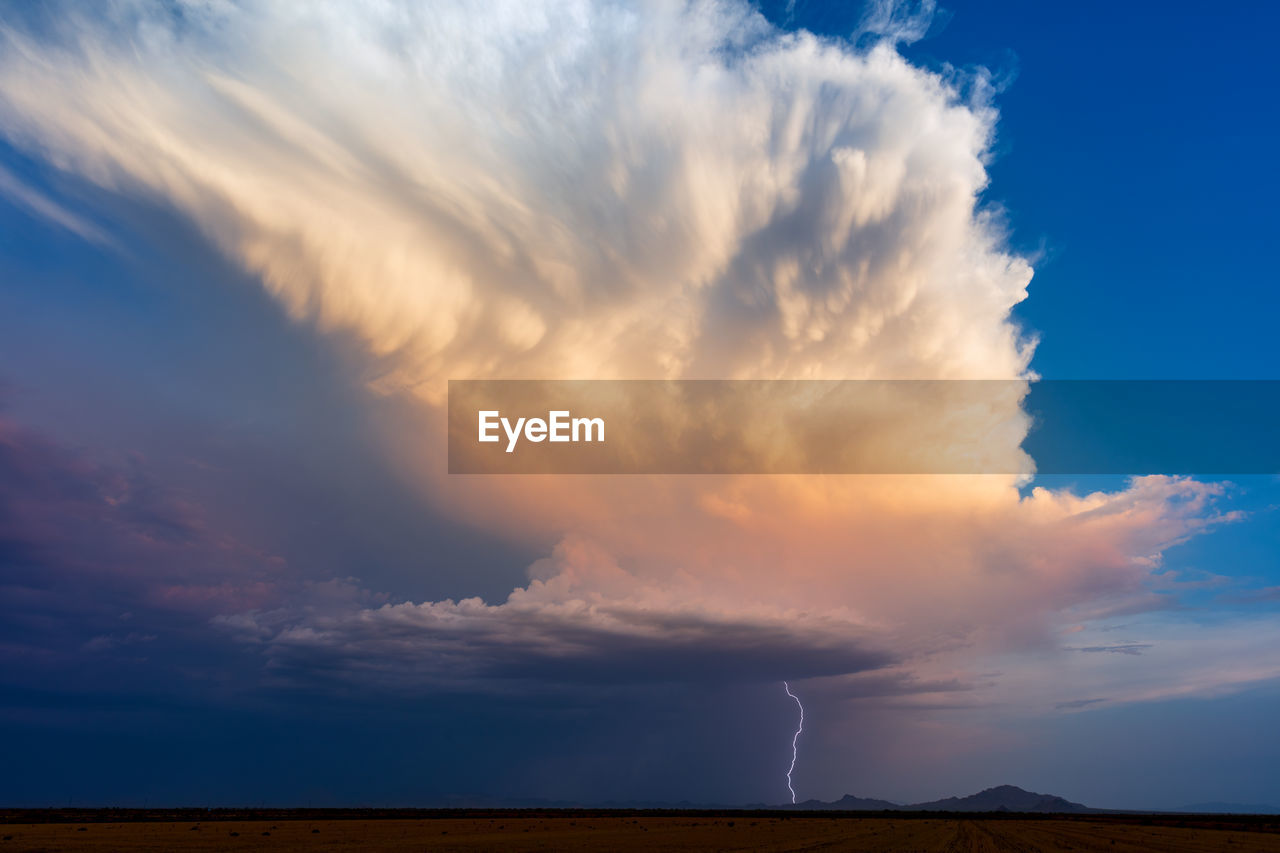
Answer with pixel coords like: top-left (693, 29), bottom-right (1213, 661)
top-left (447, 380), bottom-right (1280, 474)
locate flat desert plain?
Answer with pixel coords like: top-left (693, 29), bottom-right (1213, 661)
top-left (3, 814), bottom-right (1280, 852)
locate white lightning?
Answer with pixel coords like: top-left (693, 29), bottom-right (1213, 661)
top-left (783, 680), bottom-right (804, 804)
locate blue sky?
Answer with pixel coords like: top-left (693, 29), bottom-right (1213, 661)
top-left (0, 0), bottom-right (1278, 810)
top-left (774, 0), bottom-right (1280, 379)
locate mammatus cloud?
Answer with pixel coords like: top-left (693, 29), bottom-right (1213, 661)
top-left (0, 1), bottom-right (1258, 708)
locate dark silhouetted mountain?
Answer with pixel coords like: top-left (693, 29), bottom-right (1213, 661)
top-left (1176, 802), bottom-right (1280, 815)
top-left (784, 794), bottom-right (902, 811)
top-left (448, 783), bottom-right (1100, 812)
top-left (909, 785), bottom-right (1091, 813)
top-left (753, 784), bottom-right (1094, 813)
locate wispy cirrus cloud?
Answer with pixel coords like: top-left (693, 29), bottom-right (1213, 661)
top-left (1071, 643), bottom-right (1152, 656)
top-left (0, 162), bottom-right (111, 245)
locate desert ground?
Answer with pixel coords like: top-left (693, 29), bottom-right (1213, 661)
top-left (3, 811), bottom-right (1280, 852)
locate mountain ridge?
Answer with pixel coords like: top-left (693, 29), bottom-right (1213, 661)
top-left (435, 785), bottom-right (1277, 814)
top-left (752, 784), bottom-right (1094, 813)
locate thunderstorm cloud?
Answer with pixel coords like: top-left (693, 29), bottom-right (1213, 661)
top-left (0, 0), bottom-right (1254, 711)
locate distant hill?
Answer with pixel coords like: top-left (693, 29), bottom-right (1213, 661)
top-left (787, 794), bottom-right (902, 811)
top-left (908, 785), bottom-right (1092, 813)
top-left (1176, 802), bottom-right (1280, 815)
top-left (443, 784), bottom-right (1104, 813)
top-left (757, 784), bottom-right (1094, 813)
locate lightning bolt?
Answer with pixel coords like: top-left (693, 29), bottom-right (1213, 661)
top-left (783, 680), bottom-right (804, 804)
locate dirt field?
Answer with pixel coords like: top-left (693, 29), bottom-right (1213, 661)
top-left (3, 814), bottom-right (1280, 852)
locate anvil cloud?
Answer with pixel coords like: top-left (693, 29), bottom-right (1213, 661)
top-left (0, 0), bottom-right (1246, 711)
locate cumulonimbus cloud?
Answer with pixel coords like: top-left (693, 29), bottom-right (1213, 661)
top-left (0, 0), bottom-right (1032, 386)
top-left (0, 1), bottom-right (1247, 702)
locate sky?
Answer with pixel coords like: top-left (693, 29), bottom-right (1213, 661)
top-left (0, 0), bottom-right (1278, 811)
